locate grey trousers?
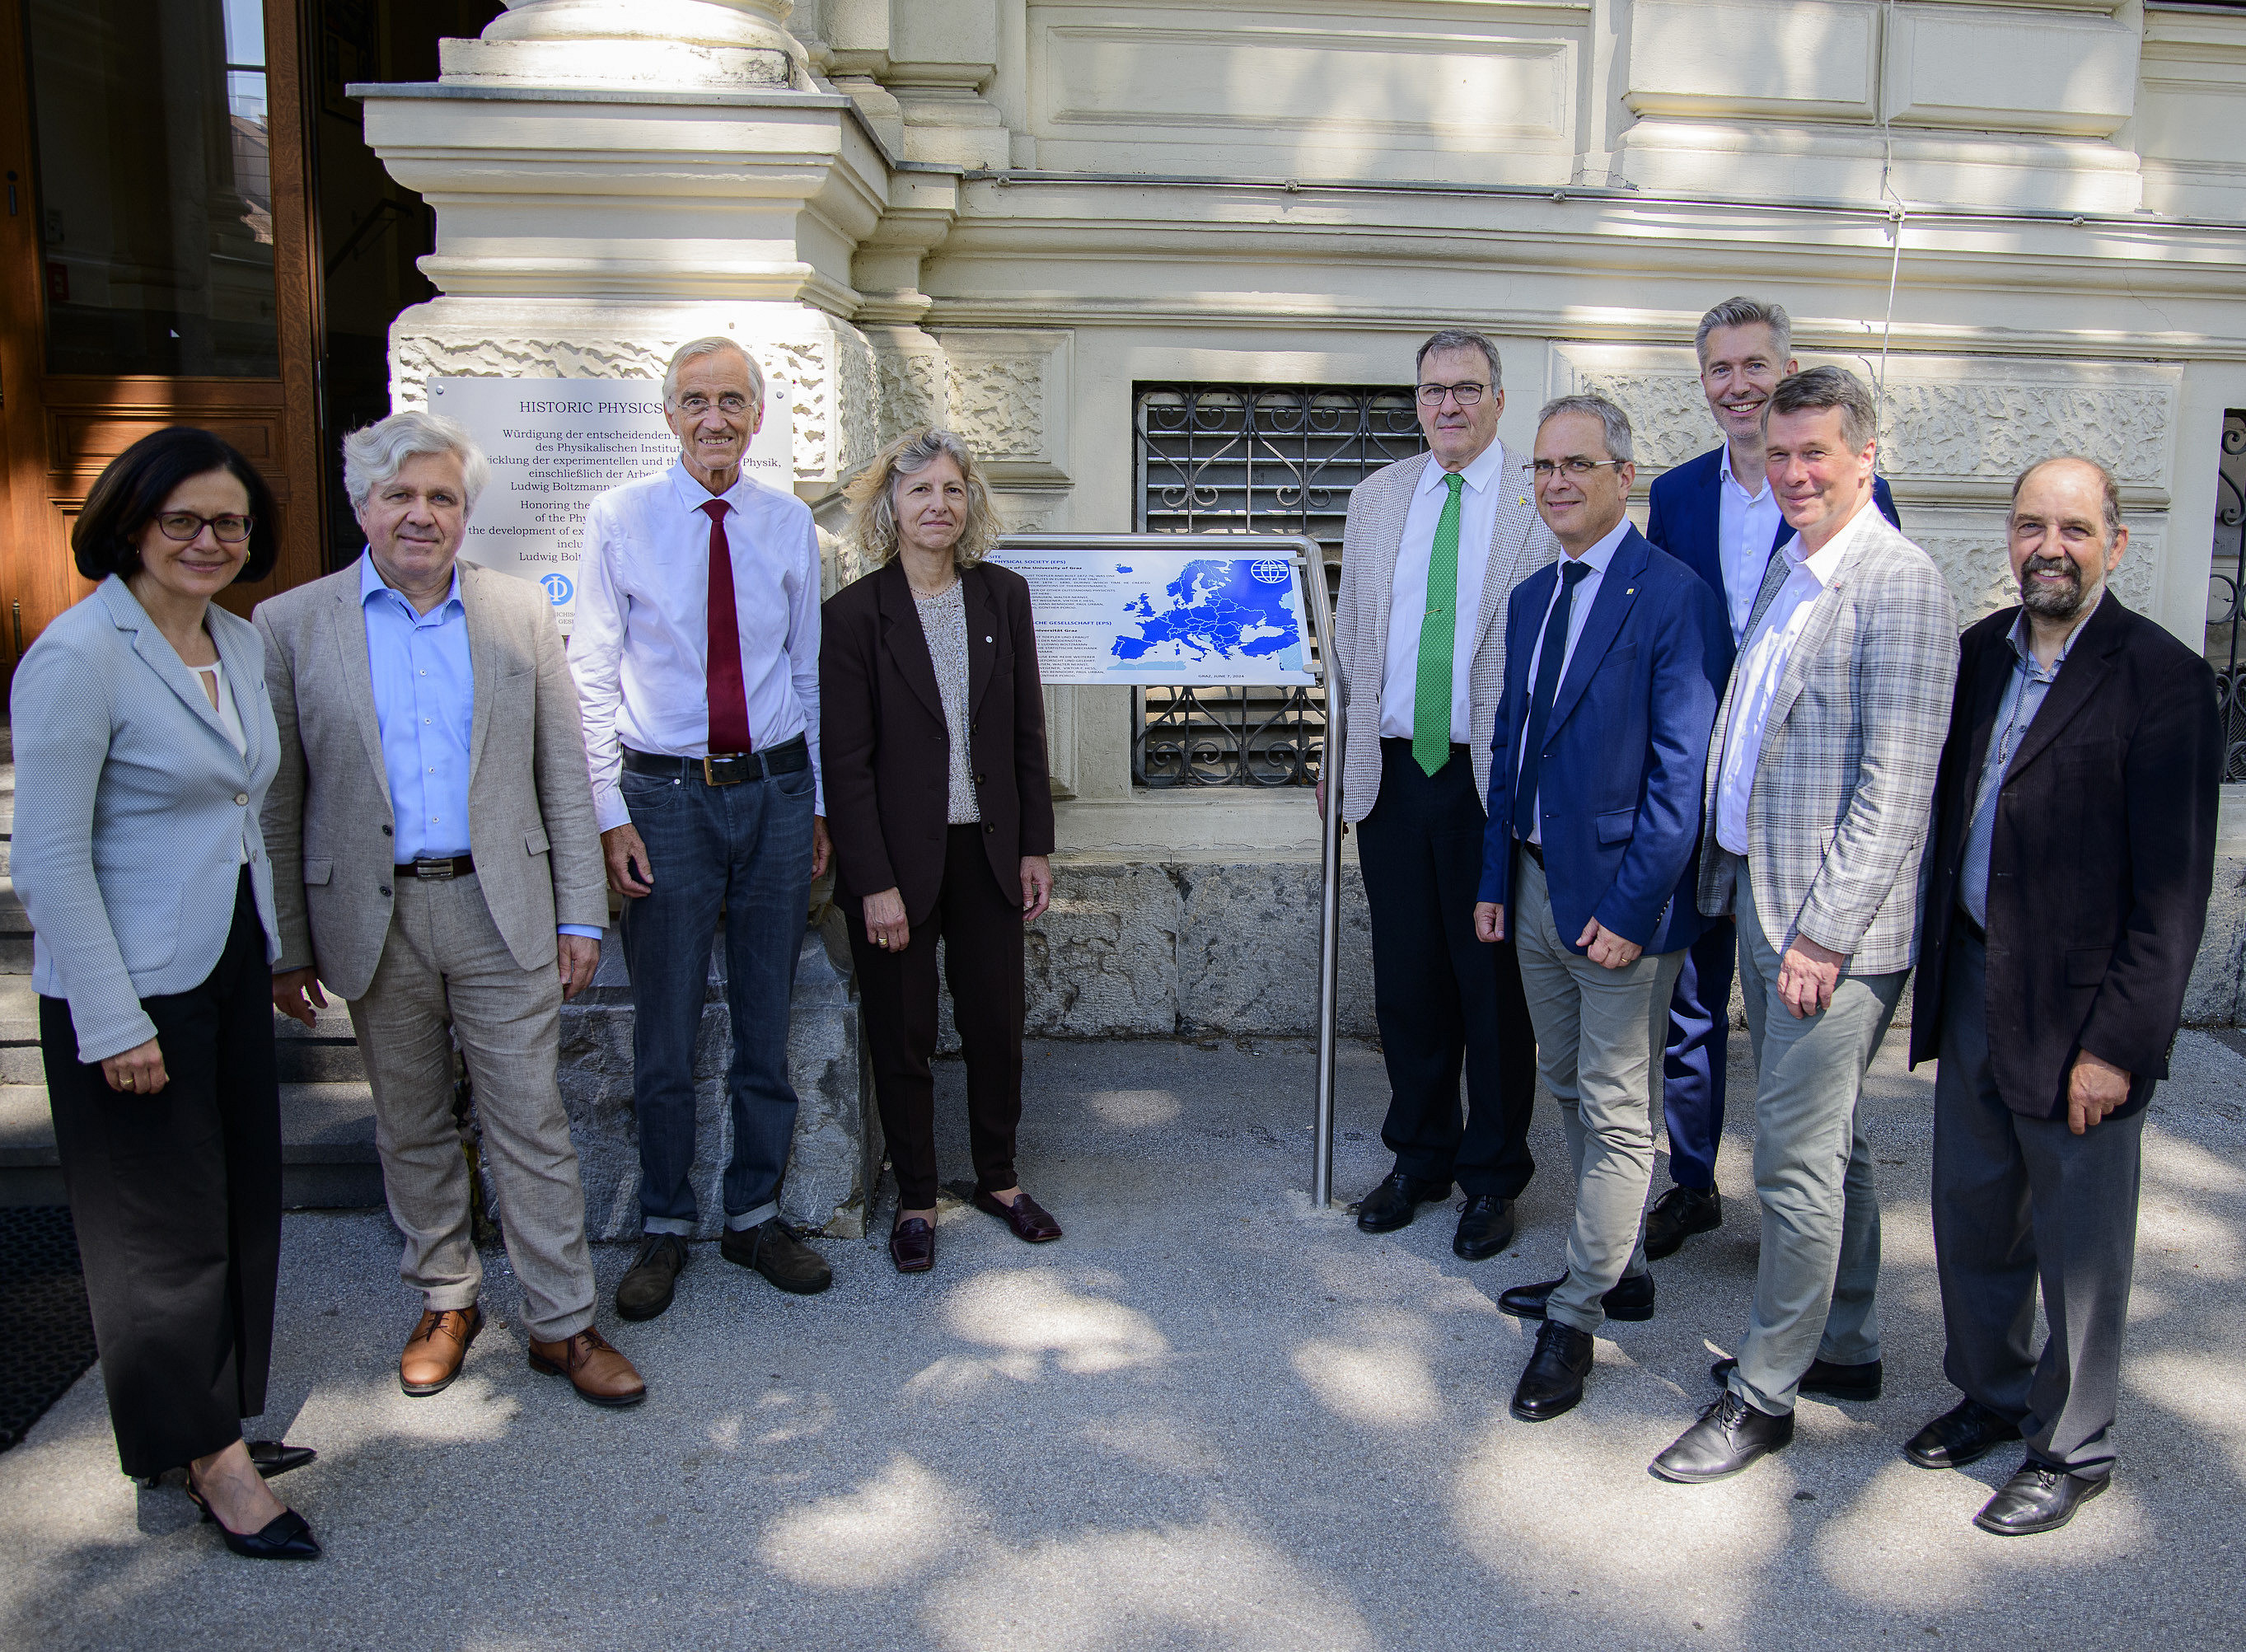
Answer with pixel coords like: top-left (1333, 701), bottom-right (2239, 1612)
top-left (1729, 862), bottom-right (1904, 1415)
top-left (1514, 853), bottom-right (1687, 1333)
top-left (347, 873), bottom-right (597, 1345)
top-left (1934, 929), bottom-right (2143, 1479)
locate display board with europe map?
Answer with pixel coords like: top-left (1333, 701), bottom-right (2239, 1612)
top-left (985, 542), bottom-right (1317, 686)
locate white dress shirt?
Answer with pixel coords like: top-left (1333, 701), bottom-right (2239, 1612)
top-left (1714, 498), bottom-right (1880, 855)
top-left (1717, 443), bottom-right (1785, 643)
top-left (1379, 437), bottom-right (1510, 745)
top-left (1515, 517), bottom-right (1629, 845)
top-left (571, 461), bottom-right (824, 831)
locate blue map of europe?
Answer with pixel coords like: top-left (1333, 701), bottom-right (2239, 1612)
top-left (1110, 558), bottom-right (1302, 668)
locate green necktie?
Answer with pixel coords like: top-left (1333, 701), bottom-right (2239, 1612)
top-left (1413, 470), bottom-right (1466, 777)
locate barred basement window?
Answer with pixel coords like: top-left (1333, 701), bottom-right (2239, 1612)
top-left (1132, 383), bottom-right (1426, 788)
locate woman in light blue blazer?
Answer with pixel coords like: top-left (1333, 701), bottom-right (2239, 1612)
top-left (11, 428), bottom-right (318, 1561)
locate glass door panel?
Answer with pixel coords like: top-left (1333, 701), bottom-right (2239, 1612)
top-left (26, 0), bottom-right (278, 377)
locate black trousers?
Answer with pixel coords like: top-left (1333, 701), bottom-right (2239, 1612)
top-left (1355, 739), bottom-right (1537, 1198)
top-left (849, 825), bottom-right (1026, 1210)
top-left (41, 871), bottom-right (282, 1480)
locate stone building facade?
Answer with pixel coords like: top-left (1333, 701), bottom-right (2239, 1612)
top-left (349, 0), bottom-right (2246, 1233)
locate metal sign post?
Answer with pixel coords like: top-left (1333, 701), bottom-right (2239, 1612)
top-left (989, 534), bottom-right (1345, 1208)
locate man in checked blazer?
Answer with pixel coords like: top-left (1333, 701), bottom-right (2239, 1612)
top-left (1325, 328), bottom-right (1560, 1259)
top-left (1652, 367), bottom-right (1958, 1485)
top-left (260, 411), bottom-right (645, 1411)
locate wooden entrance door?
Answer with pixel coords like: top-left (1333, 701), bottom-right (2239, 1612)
top-left (0, 0), bottom-right (321, 680)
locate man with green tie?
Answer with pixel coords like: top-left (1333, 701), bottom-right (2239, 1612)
top-left (1324, 330), bottom-right (1561, 1257)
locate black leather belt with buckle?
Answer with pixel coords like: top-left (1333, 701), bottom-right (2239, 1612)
top-left (621, 737), bottom-right (810, 788)
top-left (1518, 837), bottom-right (1545, 868)
top-left (397, 854), bottom-right (475, 880)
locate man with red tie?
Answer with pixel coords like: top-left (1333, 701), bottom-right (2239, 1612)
top-left (572, 337), bottom-right (834, 1320)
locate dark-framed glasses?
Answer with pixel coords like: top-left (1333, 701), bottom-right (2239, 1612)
top-left (674, 392), bottom-right (751, 416)
top-left (1416, 381), bottom-right (1486, 407)
top-left (1532, 457), bottom-right (1627, 479)
top-left (156, 512), bottom-right (255, 543)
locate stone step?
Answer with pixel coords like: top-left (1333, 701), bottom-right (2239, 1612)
top-left (0, 1079), bottom-right (381, 1209)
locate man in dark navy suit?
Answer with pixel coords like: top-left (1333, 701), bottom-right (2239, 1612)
top-left (1474, 395), bottom-right (1730, 1422)
top-left (1640, 297), bottom-right (1899, 1259)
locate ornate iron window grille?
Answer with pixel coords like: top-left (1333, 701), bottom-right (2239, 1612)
top-left (1132, 384), bottom-right (1426, 787)
top-left (2210, 411), bottom-right (2246, 779)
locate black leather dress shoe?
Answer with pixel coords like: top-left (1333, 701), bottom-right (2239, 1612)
top-left (1500, 1271), bottom-right (1654, 1323)
top-left (1650, 1391), bottom-right (1794, 1483)
top-left (1511, 1321), bottom-right (1595, 1422)
top-left (1355, 1170), bottom-right (1452, 1233)
top-left (1973, 1460), bottom-right (2108, 1536)
top-left (1643, 1184), bottom-right (1722, 1261)
top-left (246, 1441), bottom-right (316, 1480)
top-left (1453, 1194), bottom-right (1515, 1260)
top-left (1710, 1354), bottom-right (1881, 1402)
top-left (1905, 1397), bottom-right (2024, 1469)
top-left (185, 1485), bottom-right (322, 1561)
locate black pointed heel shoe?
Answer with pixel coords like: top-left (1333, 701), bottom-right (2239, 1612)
top-left (185, 1484), bottom-right (323, 1561)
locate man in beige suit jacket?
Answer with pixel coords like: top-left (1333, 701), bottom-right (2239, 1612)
top-left (1324, 328), bottom-right (1559, 1259)
top-left (259, 411), bottom-right (644, 1410)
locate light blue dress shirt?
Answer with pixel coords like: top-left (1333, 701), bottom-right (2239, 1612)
top-left (1957, 597), bottom-right (2095, 929)
top-left (361, 552), bottom-right (602, 940)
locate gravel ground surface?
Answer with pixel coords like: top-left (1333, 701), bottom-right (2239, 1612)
top-left (3, 1028), bottom-right (2242, 1650)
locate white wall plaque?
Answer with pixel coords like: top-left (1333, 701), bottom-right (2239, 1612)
top-left (430, 374), bottom-right (793, 632)
top-left (988, 544), bottom-right (1316, 686)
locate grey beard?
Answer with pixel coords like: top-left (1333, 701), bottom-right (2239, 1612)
top-left (2019, 556), bottom-right (2085, 620)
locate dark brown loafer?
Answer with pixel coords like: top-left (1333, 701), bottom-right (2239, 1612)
top-left (721, 1218), bottom-right (834, 1294)
top-left (526, 1326), bottom-right (647, 1408)
top-left (400, 1304), bottom-right (483, 1397)
top-left (890, 1215), bottom-right (935, 1273)
top-left (973, 1187), bottom-right (1063, 1243)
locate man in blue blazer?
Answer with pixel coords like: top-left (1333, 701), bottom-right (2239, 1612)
top-left (1473, 395), bottom-right (1732, 1422)
top-left (1640, 297), bottom-right (1899, 1260)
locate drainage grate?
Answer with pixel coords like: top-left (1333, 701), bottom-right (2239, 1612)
top-left (0, 1207), bottom-right (99, 1451)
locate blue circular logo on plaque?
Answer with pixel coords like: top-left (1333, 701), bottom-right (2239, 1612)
top-left (1251, 559), bottom-right (1290, 585)
top-left (540, 573), bottom-right (573, 606)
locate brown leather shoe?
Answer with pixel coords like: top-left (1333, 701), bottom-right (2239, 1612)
top-left (973, 1187), bottom-right (1062, 1243)
top-left (527, 1326), bottom-right (647, 1408)
top-left (400, 1305), bottom-right (484, 1397)
top-left (890, 1215), bottom-right (935, 1273)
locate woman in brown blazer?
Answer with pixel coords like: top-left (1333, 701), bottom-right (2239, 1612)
top-left (821, 428), bottom-right (1060, 1272)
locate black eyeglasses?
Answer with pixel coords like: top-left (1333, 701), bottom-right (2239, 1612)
top-left (673, 393), bottom-right (751, 416)
top-left (1416, 381), bottom-right (1487, 407)
top-left (1532, 458), bottom-right (1627, 479)
top-left (155, 512), bottom-right (255, 543)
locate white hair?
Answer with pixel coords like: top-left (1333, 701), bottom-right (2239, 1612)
top-left (663, 336), bottom-right (764, 407)
top-left (342, 410), bottom-right (490, 512)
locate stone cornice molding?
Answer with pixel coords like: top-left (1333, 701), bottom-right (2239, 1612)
top-left (920, 294), bottom-right (2246, 367)
top-left (353, 82), bottom-right (892, 313)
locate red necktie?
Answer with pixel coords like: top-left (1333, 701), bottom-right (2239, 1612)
top-left (700, 499), bottom-right (753, 752)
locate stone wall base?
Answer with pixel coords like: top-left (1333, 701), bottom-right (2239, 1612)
top-left (559, 928), bottom-right (877, 1241)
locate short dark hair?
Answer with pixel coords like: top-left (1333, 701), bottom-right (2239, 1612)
top-left (71, 427), bottom-right (280, 584)
top-left (1415, 328), bottom-right (1504, 392)
top-left (1766, 365), bottom-right (1877, 452)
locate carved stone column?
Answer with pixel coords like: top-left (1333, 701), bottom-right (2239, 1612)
top-left (446, 0), bottom-right (802, 90)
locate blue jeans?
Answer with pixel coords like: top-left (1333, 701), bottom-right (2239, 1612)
top-left (618, 756), bottom-right (816, 1235)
